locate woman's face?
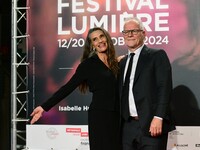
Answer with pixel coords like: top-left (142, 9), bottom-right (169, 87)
top-left (90, 30), bottom-right (108, 53)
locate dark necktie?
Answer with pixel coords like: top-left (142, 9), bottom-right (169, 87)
top-left (122, 53), bottom-right (134, 120)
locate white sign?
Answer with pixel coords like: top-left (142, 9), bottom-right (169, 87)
top-left (26, 125), bottom-right (200, 150)
top-left (26, 125), bottom-right (89, 150)
top-left (167, 126), bottom-right (200, 150)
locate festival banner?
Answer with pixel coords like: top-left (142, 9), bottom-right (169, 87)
top-left (27, 0), bottom-right (200, 125)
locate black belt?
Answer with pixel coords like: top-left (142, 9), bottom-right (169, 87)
top-left (129, 116), bottom-right (139, 120)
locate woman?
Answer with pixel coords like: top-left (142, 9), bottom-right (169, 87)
top-left (30, 27), bottom-right (122, 150)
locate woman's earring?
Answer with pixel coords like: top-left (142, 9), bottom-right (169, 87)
top-left (90, 47), bottom-right (95, 52)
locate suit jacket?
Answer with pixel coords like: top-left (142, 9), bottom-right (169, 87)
top-left (119, 45), bottom-right (175, 135)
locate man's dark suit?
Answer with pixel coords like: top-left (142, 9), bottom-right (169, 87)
top-left (119, 45), bottom-right (175, 140)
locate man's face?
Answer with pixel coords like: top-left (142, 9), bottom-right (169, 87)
top-left (123, 20), bottom-right (146, 51)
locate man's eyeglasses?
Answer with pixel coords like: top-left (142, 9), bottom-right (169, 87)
top-left (122, 29), bottom-right (143, 36)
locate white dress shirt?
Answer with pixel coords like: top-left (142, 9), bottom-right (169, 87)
top-left (124, 45), bottom-right (144, 117)
top-left (123, 44), bottom-right (163, 120)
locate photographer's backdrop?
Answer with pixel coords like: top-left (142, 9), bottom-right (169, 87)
top-left (26, 0), bottom-right (200, 149)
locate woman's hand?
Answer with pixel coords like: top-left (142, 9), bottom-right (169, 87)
top-left (30, 106), bottom-right (44, 124)
top-left (117, 55), bottom-right (125, 62)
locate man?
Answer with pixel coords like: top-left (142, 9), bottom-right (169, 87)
top-left (119, 17), bottom-right (175, 150)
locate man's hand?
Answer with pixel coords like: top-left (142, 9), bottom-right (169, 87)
top-left (149, 117), bottom-right (163, 137)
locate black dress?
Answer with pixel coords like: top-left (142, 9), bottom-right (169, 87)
top-left (41, 54), bottom-right (121, 150)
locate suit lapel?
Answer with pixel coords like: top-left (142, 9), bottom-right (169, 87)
top-left (119, 55), bottom-right (128, 96)
top-left (119, 45), bottom-right (149, 88)
top-left (133, 45), bottom-right (149, 85)
top-left (121, 55), bottom-right (127, 73)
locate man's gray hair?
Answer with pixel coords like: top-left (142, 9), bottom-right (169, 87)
top-left (124, 17), bottom-right (145, 30)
